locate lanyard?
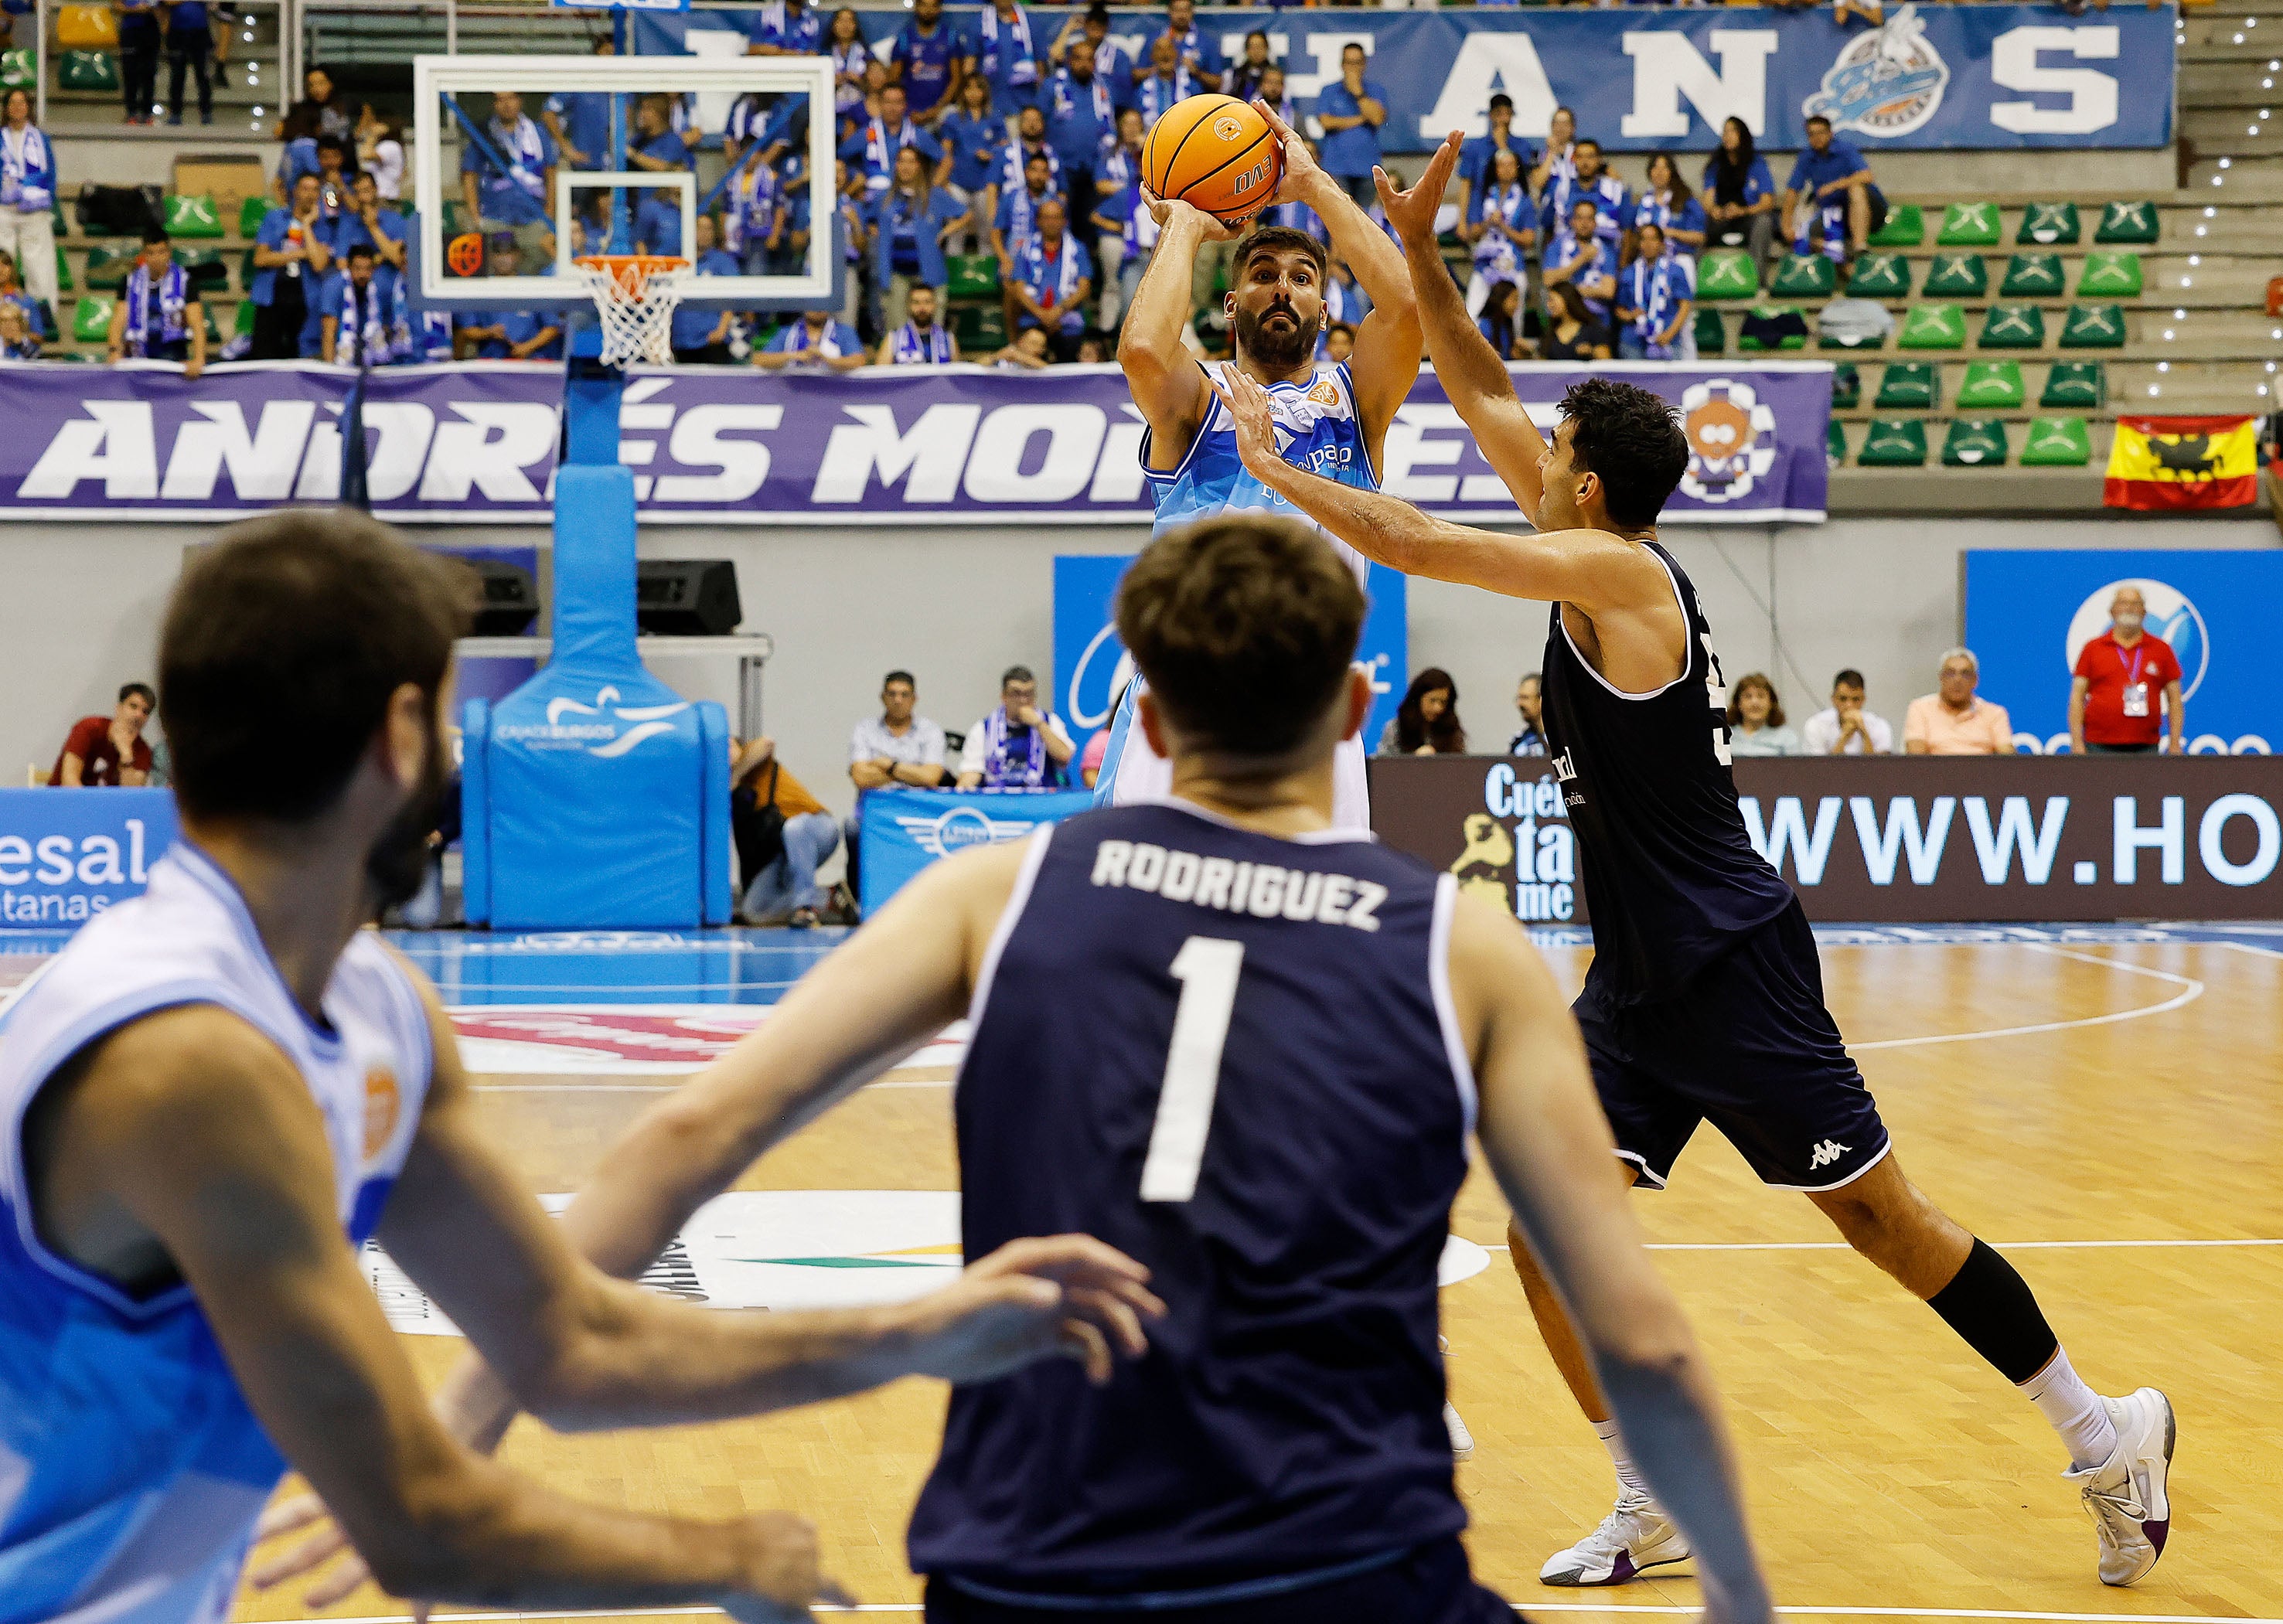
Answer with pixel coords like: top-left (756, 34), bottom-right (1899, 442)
top-left (2117, 641), bottom-right (2145, 686)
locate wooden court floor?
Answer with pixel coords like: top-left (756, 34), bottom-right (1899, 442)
top-left (234, 938), bottom-right (2283, 1623)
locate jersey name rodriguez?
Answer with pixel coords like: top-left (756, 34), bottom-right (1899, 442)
top-left (1088, 838), bottom-right (1388, 931)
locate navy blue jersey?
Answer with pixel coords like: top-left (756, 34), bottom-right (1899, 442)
top-left (908, 801), bottom-right (1474, 1593)
top-left (1541, 538), bottom-right (1793, 1002)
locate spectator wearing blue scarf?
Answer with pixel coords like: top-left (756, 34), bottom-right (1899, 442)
top-left (746, 0), bottom-right (824, 56)
top-left (839, 83), bottom-right (944, 200)
top-left (869, 146), bottom-right (969, 334)
top-left (1009, 195), bottom-right (1091, 360)
top-left (956, 666), bottom-right (1075, 788)
top-left (966, 0), bottom-right (1042, 117)
top-left (1614, 221), bottom-right (1695, 360)
top-left (0, 88), bottom-right (59, 311)
top-left (628, 94), bottom-right (693, 255)
top-left (107, 229), bottom-right (205, 375)
top-left (891, 0), bottom-right (963, 126)
top-left (670, 214), bottom-right (745, 364)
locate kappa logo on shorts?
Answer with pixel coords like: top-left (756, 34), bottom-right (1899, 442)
top-left (1808, 1139), bottom-right (1852, 1171)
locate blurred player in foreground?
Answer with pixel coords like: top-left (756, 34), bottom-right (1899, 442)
top-left (264, 514), bottom-right (1774, 1624)
top-left (1215, 133), bottom-right (2176, 1592)
top-left (0, 510), bottom-right (1159, 1624)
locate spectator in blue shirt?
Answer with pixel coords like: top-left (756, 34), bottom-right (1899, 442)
top-left (824, 9), bottom-right (874, 141)
top-left (746, 0), bottom-right (823, 56)
top-left (937, 73), bottom-right (1000, 256)
top-left (1783, 114), bottom-right (1886, 264)
top-left (1542, 196), bottom-right (1616, 324)
top-left (1613, 220), bottom-right (1694, 360)
top-left (992, 148), bottom-right (1057, 277)
top-left (0, 87), bottom-right (59, 312)
top-left (249, 173), bottom-right (334, 359)
top-left (877, 281), bottom-right (959, 364)
top-left (1009, 194), bottom-right (1090, 360)
top-left (870, 145), bottom-right (967, 333)
top-left (1225, 29), bottom-right (1274, 104)
top-left (1457, 94), bottom-right (1532, 231)
top-left (1141, 0), bottom-right (1224, 94)
top-left (755, 306), bottom-right (866, 371)
top-left (670, 213), bottom-right (744, 364)
top-left (319, 241), bottom-right (409, 366)
top-left (1628, 152), bottom-right (1705, 269)
top-left (626, 93), bottom-right (693, 255)
top-left (453, 233), bottom-right (561, 361)
top-left (1043, 40), bottom-right (1116, 213)
top-left (458, 88), bottom-right (558, 273)
top-left (891, 0), bottom-right (963, 128)
top-left (162, 0), bottom-right (214, 124)
top-left (1702, 116), bottom-right (1778, 271)
top-left (1538, 138), bottom-right (1626, 257)
top-left (543, 39), bottom-right (618, 171)
top-left (840, 83), bottom-right (945, 199)
top-left (965, 0), bottom-right (1042, 117)
top-left (332, 169), bottom-right (406, 274)
top-left (1464, 146), bottom-right (1535, 318)
top-left (1128, 34), bottom-right (1200, 130)
top-left (1048, 5), bottom-right (1130, 100)
top-left (1314, 45), bottom-right (1389, 211)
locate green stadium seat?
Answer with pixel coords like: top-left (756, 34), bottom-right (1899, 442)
top-left (2059, 303), bottom-right (2127, 348)
top-left (1937, 202), bottom-right (2002, 247)
top-left (1845, 253), bottom-right (1910, 298)
top-left (200, 305), bottom-right (222, 346)
top-left (2094, 200), bottom-right (2160, 244)
top-left (2077, 250), bottom-right (2142, 298)
top-left (1693, 305), bottom-right (1727, 355)
top-left (1942, 418), bottom-right (2009, 467)
top-left (441, 200), bottom-right (473, 239)
top-left (2041, 360), bottom-right (2106, 409)
top-left (238, 196), bottom-right (272, 238)
top-left (59, 49), bottom-right (118, 93)
top-left (2001, 253), bottom-right (2067, 298)
top-left (33, 298), bottom-right (56, 339)
top-left (1859, 418), bottom-right (1928, 466)
top-left (953, 304), bottom-right (1004, 350)
top-left (53, 243), bottom-right (72, 293)
top-left (1979, 305), bottom-right (2046, 349)
top-left (1831, 362), bottom-right (1861, 410)
top-left (179, 247), bottom-right (228, 291)
top-left (2020, 417), bottom-right (2093, 466)
top-left (232, 298), bottom-right (256, 338)
top-left (1736, 305), bottom-right (1808, 351)
top-left (1696, 249), bottom-right (1759, 301)
top-left (164, 194), bottom-right (224, 239)
top-left (1955, 360), bottom-right (2025, 410)
top-left (1875, 362), bottom-right (1938, 410)
top-left (946, 254), bottom-right (998, 298)
top-left (1867, 202), bottom-right (1924, 247)
top-left (1828, 420), bottom-right (1849, 464)
top-left (1770, 254), bottom-right (1837, 298)
top-left (1896, 304), bottom-right (1968, 349)
top-left (0, 47), bottom-right (32, 88)
top-left (2019, 203), bottom-right (2080, 246)
top-left (80, 245), bottom-right (131, 291)
top-left (71, 294), bottom-right (114, 343)
top-left (1924, 254), bottom-right (1989, 298)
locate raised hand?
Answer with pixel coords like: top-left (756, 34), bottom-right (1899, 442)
top-left (1251, 97), bottom-right (1319, 206)
top-left (1376, 130), bottom-right (1463, 250)
top-left (1213, 367), bottom-right (1289, 488)
top-left (902, 1234), bottom-right (1166, 1387)
top-left (1143, 185), bottom-right (1240, 243)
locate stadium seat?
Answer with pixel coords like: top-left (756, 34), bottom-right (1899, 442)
top-left (1858, 418), bottom-right (1927, 465)
top-left (1827, 420), bottom-right (1849, 464)
top-left (0, 47), bottom-right (32, 88)
top-left (56, 2), bottom-right (118, 47)
top-left (1693, 306), bottom-right (1726, 355)
top-left (2059, 303), bottom-right (2127, 347)
top-left (179, 247), bottom-right (228, 291)
top-left (2077, 251), bottom-right (2142, 298)
top-left (1696, 250), bottom-right (1759, 301)
top-left (1896, 304), bottom-right (1967, 349)
top-left (946, 254), bottom-right (998, 298)
top-left (164, 195), bottom-right (225, 239)
top-left (1978, 305), bottom-right (2046, 349)
top-left (32, 298), bottom-right (56, 339)
top-left (2019, 417), bottom-right (2093, 466)
top-left (58, 49), bottom-right (119, 94)
top-left (1845, 254), bottom-right (1910, 298)
top-left (1736, 305), bottom-right (1808, 350)
top-left (1942, 419), bottom-right (2009, 466)
top-left (238, 196), bottom-right (271, 237)
top-left (1771, 254), bottom-right (1837, 298)
top-left (71, 295), bottom-right (114, 344)
top-left (2094, 200), bottom-right (2160, 244)
top-left (80, 246), bottom-right (131, 291)
top-left (953, 304), bottom-right (1004, 350)
top-left (2040, 359), bottom-right (2107, 408)
top-left (441, 200), bottom-right (473, 239)
top-left (1955, 360), bottom-right (2025, 410)
top-left (231, 298), bottom-right (255, 339)
top-left (1923, 254), bottom-right (1989, 298)
top-left (1999, 253), bottom-right (2067, 298)
top-left (53, 244), bottom-right (72, 293)
top-left (1875, 362), bottom-right (1939, 410)
top-left (1867, 202), bottom-right (1924, 247)
top-left (1831, 362), bottom-right (1861, 410)
top-left (2018, 203), bottom-right (2081, 246)
top-left (1936, 202), bottom-right (2002, 247)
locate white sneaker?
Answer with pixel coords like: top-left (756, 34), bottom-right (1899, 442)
top-left (1538, 1494), bottom-right (1690, 1586)
top-left (1444, 1401), bottom-right (1474, 1462)
top-left (2066, 1387), bottom-right (2176, 1585)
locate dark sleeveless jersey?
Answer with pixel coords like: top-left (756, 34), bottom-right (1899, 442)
top-left (908, 800), bottom-right (1474, 1592)
top-left (1540, 538), bottom-right (1793, 1002)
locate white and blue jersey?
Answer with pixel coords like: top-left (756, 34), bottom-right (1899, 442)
top-left (1096, 360), bottom-right (1380, 829)
top-left (0, 845), bottom-right (434, 1624)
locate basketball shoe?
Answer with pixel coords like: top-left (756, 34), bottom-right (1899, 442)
top-left (2067, 1387), bottom-right (2175, 1585)
top-left (1539, 1495), bottom-right (1689, 1586)
top-left (1443, 1402), bottom-right (1474, 1462)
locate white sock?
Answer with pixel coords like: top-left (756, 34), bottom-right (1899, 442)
top-left (1593, 1418), bottom-right (1651, 1502)
top-left (2020, 1347), bottom-right (2118, 1470)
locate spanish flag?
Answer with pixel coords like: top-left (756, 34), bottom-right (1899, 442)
top-left (2104, 415), bottom-right (2260, 510)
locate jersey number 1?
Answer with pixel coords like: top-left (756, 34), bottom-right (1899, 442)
top-left (1139, 936), bottom-right (1246, 1204)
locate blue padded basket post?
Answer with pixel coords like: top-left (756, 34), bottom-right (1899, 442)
top-left (460, 696), bottom-right (492, 925)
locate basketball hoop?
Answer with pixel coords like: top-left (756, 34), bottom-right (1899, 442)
top-left (574, 254), bottom-right (692, 369)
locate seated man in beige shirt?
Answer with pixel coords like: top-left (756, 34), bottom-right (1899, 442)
top-left (1903, 648), bottom-right (2013, 756)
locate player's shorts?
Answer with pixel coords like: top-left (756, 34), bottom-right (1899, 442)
top-left (1574, 897), bottom-right (1891, 1193)
top-left (925, 1536), bottom-right (1514, 1622)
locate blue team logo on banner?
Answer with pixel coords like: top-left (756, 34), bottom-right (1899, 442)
top-left (1804, 6), bottom-right (1951, 138)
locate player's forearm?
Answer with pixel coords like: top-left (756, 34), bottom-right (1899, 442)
top-left (1249, 453), bottom-right (1546, 594)
top-left (1122, 213), bottom-right (1208, 361)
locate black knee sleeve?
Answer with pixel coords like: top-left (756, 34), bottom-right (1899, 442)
top-left (1924, 1237), bottom-right (2060, 1384)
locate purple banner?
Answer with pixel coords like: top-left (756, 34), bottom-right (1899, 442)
top-left (0, 359), bottom-right (1828, 526)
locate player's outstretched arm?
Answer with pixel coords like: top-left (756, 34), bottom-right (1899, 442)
top-left (1376, 132), bottom-right (1549, 525)
top-left (1446, 897), bottom-right (1774, 1624)
top-left (1118, 192), bottom-right (1232, 451)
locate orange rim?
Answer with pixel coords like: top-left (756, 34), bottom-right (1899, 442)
top-left (575, 254), bottom-right (690, 294)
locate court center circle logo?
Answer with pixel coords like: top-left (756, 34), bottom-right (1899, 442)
top-left (2063, 579), bottom-right (2210, 703)
top-left (1676, 380), bottom-right (1779, 506)
top-left (1804, 4), bottom-right (1952, 138)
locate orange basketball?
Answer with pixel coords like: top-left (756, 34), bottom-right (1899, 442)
top-left (445, 231), bottom-right (485, 277)
top-left (1143, 94), bottom-right (1283, 227)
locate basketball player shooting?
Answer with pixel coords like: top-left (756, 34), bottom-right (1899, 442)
top-left (1093, 98), bottom-right (1422, 834)
top-left (1214, 133), bottom-right (2175, 1593)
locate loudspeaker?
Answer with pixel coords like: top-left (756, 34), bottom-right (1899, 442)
top-left (635, 560), bottom-right (742, 636)
top-left (465, 556), bottom-right (540, 636)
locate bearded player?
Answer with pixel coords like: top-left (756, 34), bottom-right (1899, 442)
top-left (1095, 100), bottom-right (1420, 837)
top-left (1215, 132), bottom-right (2176, 1593)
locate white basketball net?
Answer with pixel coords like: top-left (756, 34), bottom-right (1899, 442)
top-left (575, 257), bottom-right (692, 369)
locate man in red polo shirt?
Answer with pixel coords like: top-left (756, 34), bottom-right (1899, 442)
top-left (49, 683), bottom-right (157, 786)
top-left (2069, 587), bottom-right (2185, 755)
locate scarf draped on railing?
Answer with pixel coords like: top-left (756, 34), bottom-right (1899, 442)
top-left (122, 263), bottom-right (189, 356)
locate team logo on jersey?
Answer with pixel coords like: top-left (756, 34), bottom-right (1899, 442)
top-left (1308, 379), bottom-right (1340, 407)
top-left (362, 1066), bottom-right (400, 1161)
top-left (1677, 381), bottom-right (1780, 506)
top-left (2063, 578), bottom-right (2210, 702)
top-left (1804, 5), bottom-right (1951, 138)
top-left (894, 805), bottom-right (1051, 857)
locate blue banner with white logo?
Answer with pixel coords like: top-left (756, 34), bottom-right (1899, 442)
top-left (1964, 550), bottom-right (2278, 757)
top-left (858, 786), bottom-right (1095, 914)
top-left (0, 788), bottom-right (179, 928)
top-left (1054, 554), bottom-right (1408, 765)
top-left (634, 3), bottom-right (2171, 151)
